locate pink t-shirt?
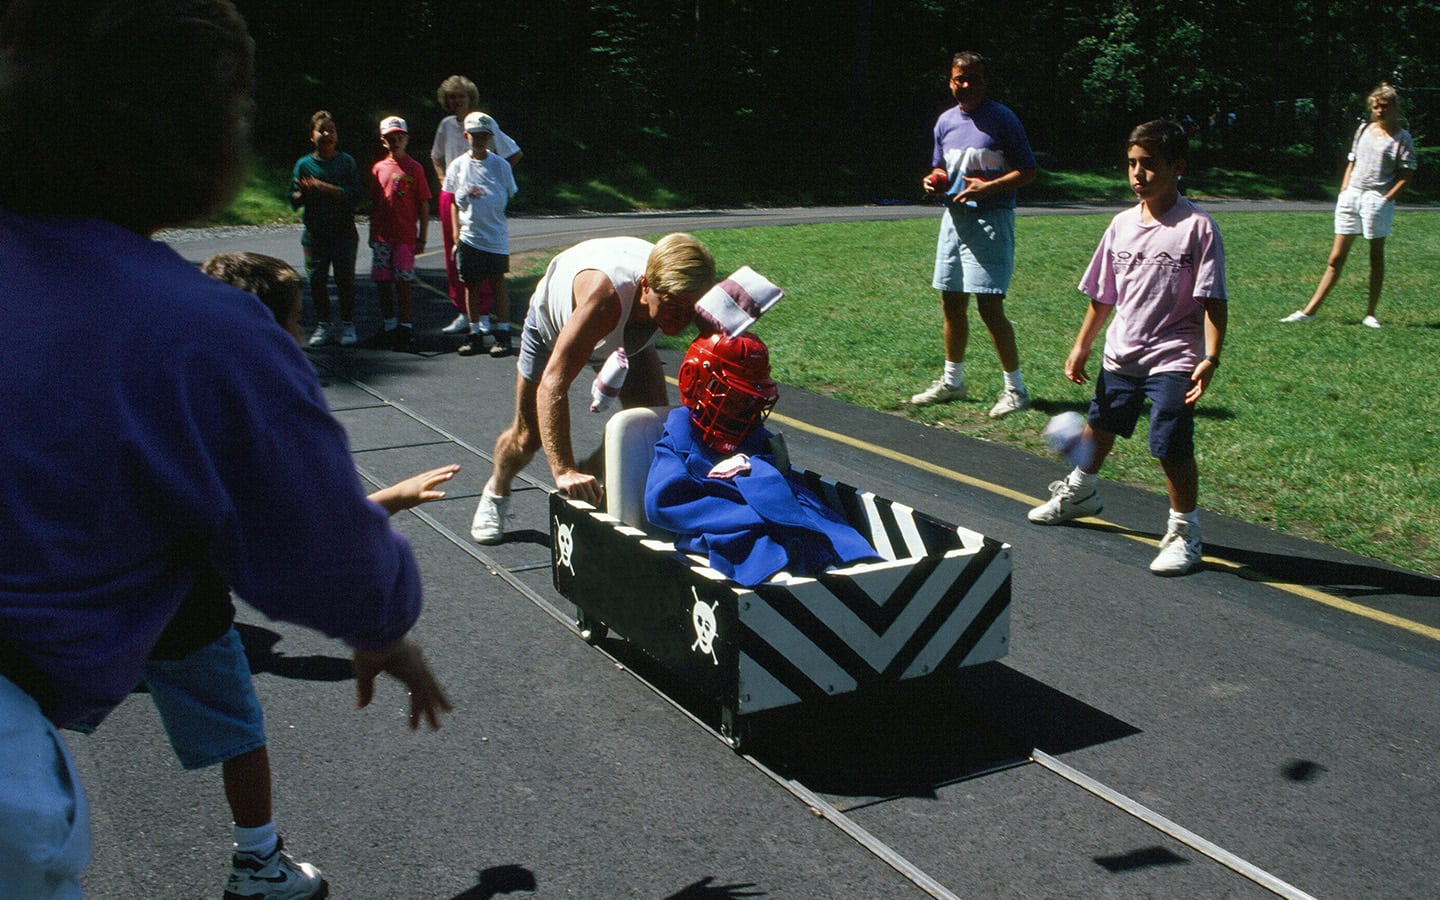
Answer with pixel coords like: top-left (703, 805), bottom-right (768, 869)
top-left (370, 154), bottom-right (432, 245)
top-left (1079, 196), bottom-right (1226, 377)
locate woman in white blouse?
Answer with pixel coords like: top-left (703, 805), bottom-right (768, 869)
top-left (430, 75), bottom-right (523, 333)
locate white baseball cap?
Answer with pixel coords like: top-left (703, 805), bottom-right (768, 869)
top-left (379, 116), bottom-right (407, 135)
top-left (463, 111), bottom-right (496, 134)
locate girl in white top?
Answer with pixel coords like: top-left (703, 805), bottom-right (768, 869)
top-left (1284, 83), bottom-right (1417, 328)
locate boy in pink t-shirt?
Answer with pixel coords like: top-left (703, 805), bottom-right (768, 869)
top-left (1027, 119), bottom-right (1228, 577)
top-left (368, 116), bottom-right (432, 350)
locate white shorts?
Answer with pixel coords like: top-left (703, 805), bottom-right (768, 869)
top-left (932, 205), bottom-right (1016, 295)
top-left (1334, 187), bottom-right (1395, 240)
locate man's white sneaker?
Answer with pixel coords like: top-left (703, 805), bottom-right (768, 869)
top-left (989, 387), bottom-right (1030, 419)
top-left (1279, 310), bottom-right (1314, 323)
top-left (442, 313), bottom-right (471, 334)
top-left (470, 490), bottom-right (509, 544)
top-left (223, 837), bottom-right (327, 900)
top-left (1362, 315), bottom-right (1381, 329)
top-left (306, 323), bottom-right (334, 348)
top-left (1028, 479), bottom-right (1103, 524)
top-left (910, 379), bottom-right (966, 406)
top-left (1150, 520), bottom-right (1202, 576)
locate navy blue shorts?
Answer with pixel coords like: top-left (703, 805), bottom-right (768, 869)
top-left (1088, 369), bottom-right (1195, 462)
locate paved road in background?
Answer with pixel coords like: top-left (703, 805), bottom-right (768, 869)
top-left (68, 204), bottom-right (1440, 898)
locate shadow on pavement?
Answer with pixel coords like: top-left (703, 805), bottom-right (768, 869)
top-left (604, 636), bottom-right (1138, 801)
top-left (1209, 543), bottom-right (1440, 599)
top-left (449, 864), bottom-right (539, 899)
top-left (236, 623), bottom-right (353, 682)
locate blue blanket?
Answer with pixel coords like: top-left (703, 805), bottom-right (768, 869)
top-left (644, 407), bottom-right (881, 586)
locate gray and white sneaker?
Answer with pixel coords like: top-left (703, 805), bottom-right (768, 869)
top-left (1028, 479), bottom-right (1103, 524)
top-left (910, 379), bottom-right (966, 406)
top-left (989, 387), bottom-right (1030, 419)
top-left (470, 489), bottom-right (509, 544)
top-left (1279, 310), bottom-right (1315, 323)
top-left (223, 837), bottom-right (327, 900)
top-left (1150, 520), bottom-right (1202, 576)
top-left (442, 313), bottom-right (471, 334)
top-left (306, 323), bottom-right (334, 348)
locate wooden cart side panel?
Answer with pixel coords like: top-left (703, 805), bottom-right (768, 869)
top-left (551, 494), bottom-right (740, 704)
top-left (736, 540), bottom-right (1012, 714)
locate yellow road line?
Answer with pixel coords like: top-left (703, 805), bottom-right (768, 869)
top-left (764, 409), bottom-right (1440, 644)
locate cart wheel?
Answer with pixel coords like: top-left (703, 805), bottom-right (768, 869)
top-left (576, 610), bottom-right (609, 645)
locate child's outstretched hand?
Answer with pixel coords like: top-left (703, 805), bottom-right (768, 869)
top-left (368, 464), bottom-right (461, 516)
top-left (353, 637), bottom-right (453, 730)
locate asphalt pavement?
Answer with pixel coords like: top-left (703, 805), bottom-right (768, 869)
top-left (67, 207), bottom-right (1440, 899)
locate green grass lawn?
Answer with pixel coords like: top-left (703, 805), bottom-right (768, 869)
top-left (647, 210), bottom-right (1440, 577)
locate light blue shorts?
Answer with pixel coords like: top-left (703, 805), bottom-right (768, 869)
top-left (140, 627), bottom-right (267, 770)
top-left (1333, 187), bottom-right (1395, 240)
top-left (0, 676), bottom-right (90, 898)
top-left (932, 205), bottom-right (1016, 295)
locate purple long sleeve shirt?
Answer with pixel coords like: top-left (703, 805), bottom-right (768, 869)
top-left (0, 210), bottom-right (422, 726)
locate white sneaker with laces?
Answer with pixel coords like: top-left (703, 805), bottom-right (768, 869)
top-left (223, 837), bottom-right (327, 900)
top-left (339, 323), bottom-right (357, 346)
top-left (1280, 310), bottom-right (1315, 323)
top-left (1150, 520), bottom-right (1203, 576)
top-left (470, 490), bottom-right (509, 544)
top-left (1028, 478), bottom-right (1103, 524)
top-left (442, 313), bottom-right (471, 334)
top-left (989, 387), bottom-right (1030, 419)
top-left (306, 323), bottom-right (333, 348)
top-left (1362, 315), bottom-right (1381, 329)
top-left (910, 379), bottom-right (966, 406)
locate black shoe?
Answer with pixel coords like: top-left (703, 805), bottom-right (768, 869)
top-left (489, 330), bottom-right (513, 358)
top-left (390, 326), bottom-right (413, 352)
top-left (360, 328), bottom-right (396, 349)
top-left (457, 333), bottom-right (489, 356)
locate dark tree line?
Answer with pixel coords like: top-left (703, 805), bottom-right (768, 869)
top-left (236, 1), bottom-right (1439, 206)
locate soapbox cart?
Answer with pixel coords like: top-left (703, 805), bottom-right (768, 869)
top-left (550, 407), bottom-right (1012, 749)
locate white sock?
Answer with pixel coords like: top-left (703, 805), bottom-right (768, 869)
top-left (478, 314), bottom-right (493, 333)
top-left (943, 361), bottom-right (965, 388)
top-left (493, 322), bottom-right (510, 335)
top-left (1068, 467), bottom-right (1098, 488)
top-left (233, 821), bottom-right (277, 858)
top-left (1004, 368), bottom-right (1025, 393)
top-left (1170, 508), bottom-right (1199, 527)
top-left (383, 316), bottom-right (397, 331)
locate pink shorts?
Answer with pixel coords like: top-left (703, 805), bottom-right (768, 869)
top-left (370, 241), bottom-right (416, 282)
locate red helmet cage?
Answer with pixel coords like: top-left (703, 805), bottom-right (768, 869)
top-left (677, 333), bottom-right (779, 455)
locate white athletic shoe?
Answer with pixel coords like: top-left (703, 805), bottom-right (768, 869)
top-left (1028, 479), bottom-right (1103, 524)
top-left (470, 490), bottom-right (509, 544)
top-left (910, 379), bottom-right (966, 406)
top-left (306, 323), bottom-right (334, 348)
top-left (989, 387), bottom-right (1031, 419)
top-left (223, 837), bottom-right (327, 900)
top-left (1362, 315), bottom-right (1381, 329)
top-left (1280, 310), bottom-right (1315, 323)
top-left (1150, 520), bottom-right (1203, 576)
top-left (442, 313), bottom-right (471, 334)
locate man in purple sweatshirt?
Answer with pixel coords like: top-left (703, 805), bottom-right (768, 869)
top-left (0, 2), bottom-right (449, 895)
